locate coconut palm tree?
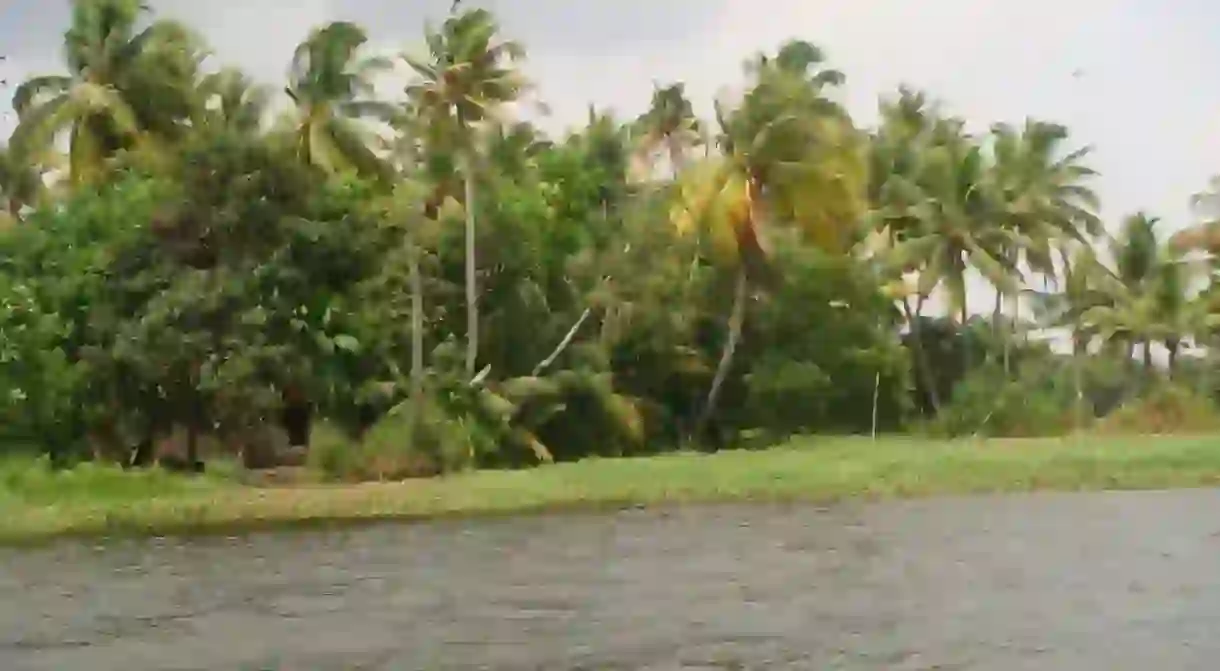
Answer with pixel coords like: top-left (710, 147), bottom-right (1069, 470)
top-left (0, 145), bottom-right (45, 225)
top-left (887, 130), bottom-right (1017, 326)
top-left (672, 42), bottom-right (867, 440)
top-left (10, 0), bottom-right (202, 183)
top-left (1082, 213), bottom-right (1205, 383)
top-left (988, 119), bottom-right (1101, 369)
top-left (402, 7), bottom-right (528, 378)
top-left (1110, 212), bottom-right (1162, 365)
top-left (633, 82), bottom-right (703, 177)
top-left (1028, 244), bottom-right (1123, 428)
top-left (280, 21), bottom-right (393, 179)
top-left (1168, 175), bottom-right (1220, 254)
top-left (195, 67), bottom-right (270, 135)
top-left (865, 87), bottom-right (950, 407)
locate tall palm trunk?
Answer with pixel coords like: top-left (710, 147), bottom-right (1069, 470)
top-left (463, 153), bottom-right (478, 379)
top-left (1072, 332), bottom-right (1085, 433)
top-left (991, 289), bottom-right (1003, 336)
top-left (408, 226), bottom-right (425, 430)
top-left (696, 272), bottom-right (747, 443)
top-left (1166, 338), bottom-right (1180, 380)
top-left (904, 296), bottom-right (941, 412)
top-left (959, 301), bottom-right (972, 374)
top-left (992, 288), bottom-right (1012, 375)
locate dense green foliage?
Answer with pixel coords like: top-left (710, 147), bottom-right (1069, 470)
top-left (4, 1), bottom-right (1220, 480)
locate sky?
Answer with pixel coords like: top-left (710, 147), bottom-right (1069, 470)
top-left (2, 0), bottom-right (1220, 323)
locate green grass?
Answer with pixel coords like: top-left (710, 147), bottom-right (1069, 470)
top-left (4, 435), bottom-right (1220, 545)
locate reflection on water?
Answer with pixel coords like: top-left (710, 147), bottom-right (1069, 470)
top-left (4, 490), bottom-right (1220, 669)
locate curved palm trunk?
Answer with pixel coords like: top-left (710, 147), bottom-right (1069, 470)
top-left (695, 272), bottom-right (747, 444)
top-left (1166, 338), bottom-right (1180, 380)
top-left (463, 155), bottom-right (478, 379)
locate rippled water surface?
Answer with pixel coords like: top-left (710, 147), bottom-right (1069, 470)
top-left (5, 490), bottom-right (1220, 669)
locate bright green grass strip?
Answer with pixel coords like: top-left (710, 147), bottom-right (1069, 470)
top-left (3, 435), bottom-right (1220, 545)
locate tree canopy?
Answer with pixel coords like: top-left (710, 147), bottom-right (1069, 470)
top-left (3, 0), bottom-right (1218, 478)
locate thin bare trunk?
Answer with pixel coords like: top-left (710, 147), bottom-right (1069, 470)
top-left (695, 272), bottom-right (747, 442)
top-left (871, 371), bottom-right (880, 441)
top-left (533, 307), bottom-right (593, 376)
top-left (463, 159), bottom-right (478, 378)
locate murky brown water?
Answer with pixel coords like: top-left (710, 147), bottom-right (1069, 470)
top-left (4, 490), bottom-right (1220, 669)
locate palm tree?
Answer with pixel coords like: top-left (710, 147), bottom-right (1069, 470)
top-left (633, 82), bottom-right (703, 177)
top-left (1028, 244), bottom-right (1122, 428)
top-left (889, 130), bottom-right (1016, 326)
top-left (672, 41), bottom-right (867, 440)
top-left (280, 21), bottom-right (393, 179)
top-left (866, 87), bottom-right (951, 407)
top-left (1110, 212), bottom-right (1162, 367)
top-left (1168, 175), bottom-right (1220, 254)
top-left (989, 119), bottom-right (1101, 369)
top-left (10, 0), bottom-right (202, 183)
top-left (402, 7), bottom-right (528, 378)
top-left (1081, 213), bottom-right (1205, 385)
top-left (0, 145), bottom-right (46, 225)
top-left (195, 67), bottom-right (270, 135)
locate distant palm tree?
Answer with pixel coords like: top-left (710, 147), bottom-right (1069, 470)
top-left (1083, 213), bottom-right (1201, 379)
top-left (633, 82), bottom-right (702, 177)
top-left (888, 130), bottom-right (1016, 326)
top-left (196, 67), bottom-right (270, 135)
top-left (989, 119), bottom-right (1100, 370)
top-left (1168, 175), bottom-right (1220, 254)
top-left (10, 0), bottom-right (202, 183)
top-left (280, 21), bottom-right (393, 179)
top-left (403, 7), bottom-right (528, 378)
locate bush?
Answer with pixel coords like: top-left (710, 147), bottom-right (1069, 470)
top-left (307, 400), bottom-right (479, 482)
top-left (929, 363), bottom-right (1077, 438)
top-left (1094, 384), bottom-right (1220, 435)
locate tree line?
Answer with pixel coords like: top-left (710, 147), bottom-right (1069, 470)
top-left (2, 0), bottom-right (1218, 478)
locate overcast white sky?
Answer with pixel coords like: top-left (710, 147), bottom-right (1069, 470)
top-left (2, 0), bottom-right (1219, 321)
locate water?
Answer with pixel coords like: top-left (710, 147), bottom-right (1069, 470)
top-left (5, 490), bottom-right (1220, 669)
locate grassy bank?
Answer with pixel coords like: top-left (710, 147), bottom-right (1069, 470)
top-left (4, 435), bottom-right (1220, 545)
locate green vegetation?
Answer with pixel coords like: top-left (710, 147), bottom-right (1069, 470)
top-left (6, 0), bottom-right (1220, 538)
top-left (5, 436), bottom-right (1220, 545)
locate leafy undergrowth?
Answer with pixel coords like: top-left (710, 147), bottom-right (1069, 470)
top-left (5, 435), bottom-right (1220, 545)
top-left (1094, 385), bottom-right (1220, 436)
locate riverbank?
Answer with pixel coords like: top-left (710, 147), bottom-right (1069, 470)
top-left (4, 435), bottom-right (1220, 545)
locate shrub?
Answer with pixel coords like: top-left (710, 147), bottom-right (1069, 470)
top-left (307, 401), bottom-right (478, 482)
top-left (1094, 384), bottom-right (1220, 435)
top-left (930, 363), bottom-right (1077, 438)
